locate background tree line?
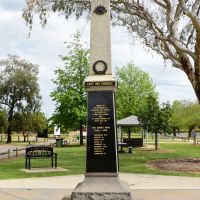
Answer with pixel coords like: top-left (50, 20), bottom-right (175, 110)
top-left (0, 55), bottom-right (46, 143)
top-left (50, 32), bottom-right (200, 146)
top-left (1, 34), bottom-right (200, 145)
top-left (50, 31), bottom-right (172, 145)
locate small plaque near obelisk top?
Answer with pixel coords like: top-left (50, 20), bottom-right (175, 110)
top-left (62, 0), bottom-right (132, 199)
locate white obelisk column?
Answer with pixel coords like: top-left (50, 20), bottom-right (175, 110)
top-left (85, 0), bottom-right (115, 87)
top-left (63, 1), bottom-right (133, 199)
top-left (89, 0), bottom-right (111, 75)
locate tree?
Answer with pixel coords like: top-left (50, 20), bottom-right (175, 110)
top-left (0, 109), bottom-right (7, 134)
top-left (171, 100), bottom-right (184, 135)
top-left (50, 32), bottom-right (89, 145)
top-left (12, 112), bottom-right (47, 142)
top-left (171, 100), bottom-right (200, 137)
top-left (160, 102), bottom-right (173, 135)
top-left (139, 96), bottom-right (172, 150)
top-left (116, 62), bottom-right (157, 120)
top-left (31, 112), bottom-right (47, 134)
top-left (0, 55), bottom-right (41, 143)
top-left (12, 112), bottom-right (32, 142)
top-left (139, 95), bottom-right (161, 150)
top-left (23, 0), bottom-right (200, 102)
top-left (183, 102), bottom-right (200, 137)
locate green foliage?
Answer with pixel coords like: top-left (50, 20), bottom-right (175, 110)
top-left (0, 55), bottom-right (41, 143)
top-left (116, 62), bottom-right (157, 120)
top-left (160, 102), bottom-right (173, 134)
top-left (12, 112), bottom-right (47, 133)
top-left (23, 0), bottom-right (91, 31)
top-left (171, 100), bottom-right (184, 132)
top-left (0, 109), bottom-right (7, 133)
top-left (50, 32), bottom-right (89, 134)
top-left (139, 96), bottom-right (172, 134)
top-left (171, 100), bottom-right (200, 135)
top-left (12, 112), bottom-right (47, 141)
top-left (31, 112), bottom-right (47, 133)
top-left (139, 95), bottom-right (160, 133)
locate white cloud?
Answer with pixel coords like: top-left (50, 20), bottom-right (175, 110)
top-left (0, 0), bottom-right (197, 118)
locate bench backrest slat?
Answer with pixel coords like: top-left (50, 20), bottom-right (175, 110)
top-left (26, 147), bottom-right (53, 157)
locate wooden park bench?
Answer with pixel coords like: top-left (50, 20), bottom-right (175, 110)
top-left (25, 146), bottom-right (57, 170)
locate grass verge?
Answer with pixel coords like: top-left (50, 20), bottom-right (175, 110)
top-left (0, 143), bottom-right (200, 179)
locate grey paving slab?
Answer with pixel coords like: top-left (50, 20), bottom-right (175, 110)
top-left (0, 173), bottom-right (200, 199)
top-left (1, 173), bottom-right (200, 190)
top-left (0, 189), bottom-right (69, 200)
top-left (0, 189), bottom-right (200, 200)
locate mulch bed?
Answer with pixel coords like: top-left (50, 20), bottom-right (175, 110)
top-left (148, 158), bottom-right (200, 173)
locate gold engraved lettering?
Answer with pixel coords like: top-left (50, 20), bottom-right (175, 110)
top-left (91, 103), bottom-right (112, 156)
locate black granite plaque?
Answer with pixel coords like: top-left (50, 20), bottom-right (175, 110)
top-left (86, 91), bottom-right (118, 173)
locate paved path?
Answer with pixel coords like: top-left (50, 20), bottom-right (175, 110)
top-left (0, 145), bottom-right (26, 160)
top-left (1, 173), bottom-right (200, 200)
top-left (0, 145), bottom-right (25, 152)
top-left (1, 173), bottom-right (200, 189)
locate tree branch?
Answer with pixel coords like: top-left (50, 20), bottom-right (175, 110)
top-left (153, 0), bottom-right (167, 9)
top-left (179, 0), bottom-right (200, 31)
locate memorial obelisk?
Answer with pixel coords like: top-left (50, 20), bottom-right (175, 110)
top-left (65, 0), bottom-right (132, 199)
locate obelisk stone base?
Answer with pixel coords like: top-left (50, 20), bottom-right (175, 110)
top-left (62, 173), bottom-right (132, 200)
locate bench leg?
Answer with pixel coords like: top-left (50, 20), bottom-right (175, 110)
top-left (55, 155), bottom-right (57, 168)
top-left (51, 158), bottom-right (53, 168)
top-left (28, 158), bottom-right (31, 170)
top-left (128, 147), bottom-right (132, 154)
top-left (25, 158), bottom-right (27, 169)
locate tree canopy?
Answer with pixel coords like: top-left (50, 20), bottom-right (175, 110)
top-left (115, 62), bottom-right (157, 119)
top-left (23, 0), bottom-right (200, 102)
top-left (12, 112), bottom-right (47, 142)
top-left (139, 96), bottom-right (173, 149)
top-left (0, 109), bottom-right (7, 134)
top-left (0, 55), bottom-right (41, 143)
top-left (50, 32), bottom-right (89, 145)
top-left (171, 100), bottom-right (200, 136)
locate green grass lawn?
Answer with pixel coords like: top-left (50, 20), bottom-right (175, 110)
top-left (0, 143), bottom-right (200, 180)
top-left (119, 143), bottom-right (200, 177)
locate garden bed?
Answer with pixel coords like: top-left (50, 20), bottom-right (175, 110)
top-left (148, 158), bottom-right (200, 173)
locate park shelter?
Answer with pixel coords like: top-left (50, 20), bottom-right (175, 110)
top-left (117, 115), bottom-right (140, 127)
top-left (117, 115), bottom-right (144, 147)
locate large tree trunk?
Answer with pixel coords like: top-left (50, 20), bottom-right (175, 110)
top-left (194, 30), bottom-right (200, 103)
top-left (188, 127), bottom-right (193, 138)
top-left (6, 107), bottom-right (14, 144)
top-left (194, 83), bottom-right (200, 103)
top-left (79, 121), bottom-right (83, 146)
top-left (23, 131), bottom-right (28, 142)
top-left (155, 132), bottom-right (158, 150)
top-left (6, 126), bottom-right (12, 143)
top-left (172, 126), bottom-right (177, 137)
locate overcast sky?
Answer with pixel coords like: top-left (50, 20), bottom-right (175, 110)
top-left (0, 0), bottom-right (197, 118)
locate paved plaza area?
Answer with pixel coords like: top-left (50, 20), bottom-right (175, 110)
top-left (0, 145), bottom-right (26, 159)
top-left (0, 173), bottom-right (200, 199)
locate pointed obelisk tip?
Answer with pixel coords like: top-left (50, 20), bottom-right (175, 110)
top-left (89, 0), bottom-right (112, 76)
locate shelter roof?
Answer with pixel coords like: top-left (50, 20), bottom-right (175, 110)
top-left (117, 115), bottom-right (141, 127)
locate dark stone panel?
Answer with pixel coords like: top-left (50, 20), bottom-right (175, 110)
top-left (86, 91), bottom-right (118, 173)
